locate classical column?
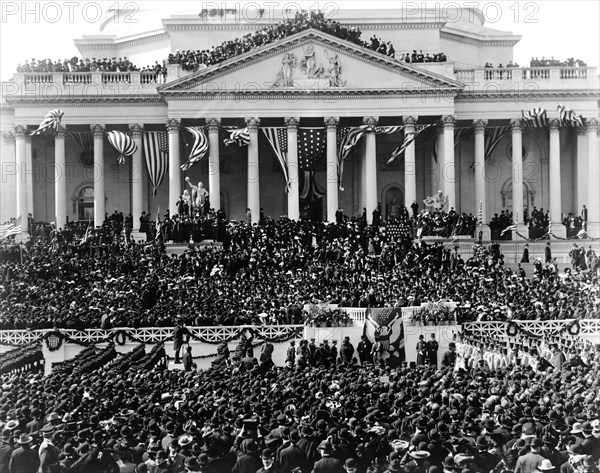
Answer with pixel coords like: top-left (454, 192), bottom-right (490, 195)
top-left (576, 126), bottom-right (588, 213)
top-left (511, 119), bottom-right (524, 225)
top-left (166, 118), bottom-right (181, 218)
top-left (14, 126), bottom-right (27, 226)
top-left (324, 117), bottom-right (339, 222)
top-left (587, 118), bottom-right (599, 228)
top-left (128, 124), bottom-right (144, 229)
top-left (25, 134), bottom-right (33, 218)
top-left (473, 119), bottom-right (487, 223)
top-left (285, 117), bottom-right (300, 220)
top-left (91, 124), bottom-right (105, 225)
top-left (403, 116), bottom-right (418, 210)
top-left (441, 115), bottom-right (456, 211)
top-left (548, 119), bottom-right (562, 225)
top-left (54, 125), bottom-right (67, 229)
top-left (206, 118), bottom-right (221, 212)
top-left (246, 117), bottom-right (261, 224)
top-left (436, 125), bottom-right (445, 195)
top-left (363, 116), bottom-right (379, 224)
top-left (2, 132), bottom-right (17, 223)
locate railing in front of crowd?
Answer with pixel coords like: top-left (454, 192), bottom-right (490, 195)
top-left (17, 70), bottom-right (167, 87)
top-left (1, 320), bottom-right (599, 347)
top-left (454, 66), bottom-right (596, 84)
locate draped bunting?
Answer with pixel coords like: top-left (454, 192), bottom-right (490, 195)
top-left (387, 124), bottom-right (431, 164)
top-left (484, 126), bottom-right (511, 160)
top-left (181, 126), bottom-right (209, 171)
top-left (143, 131), bottom-right (169, 196)
top-left (30, 109), bottom-right (63, 135)
top-left (557, 104), bottom-right (584, 127)
top-left (223, 127), bottom-right (250, 146)
top-left (522, 107), bottom-right (548, 127)
top-left (107, 130), bottom-right (137, 165)
top-left (68, 131), bottom-right (94, 156)
top-left (262, 127), bottom-right (290, 191)
top-left (298, 128), bottom-right (326, 202)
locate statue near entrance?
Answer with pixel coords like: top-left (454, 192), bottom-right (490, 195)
top-left (386, 194), bottom-right (402, 220)
top-left (423, 190), bottom-right (448, 211)
top-left (185, 177), bottom-right (209, 216)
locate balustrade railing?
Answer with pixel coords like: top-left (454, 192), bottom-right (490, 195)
top-left (101, 71), bottom-right (131, 83)
top-left (24, 73), bottom-right (53, 84)
top-left (63, 72), bottom-right (92, 84)
top-left (454, 66), bottom-right (594, 82)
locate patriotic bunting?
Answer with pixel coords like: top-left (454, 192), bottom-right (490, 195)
top-left (298, 128), bottom-right (325, 202)
top-left (521, 108), bottom-right (548, 128)
top-left (223, 128), bottom-right (250, 147)
top-left (477, 200), bottom-right (483, 226)
top-left (143, 131), bottom-right (169, 196)
top-left (107, 130), bottom-right (137, 165)
top-left (387, 124), bottom-right (431, 164)
top-left (500, 224), bottom-right (518, 236)
top-left (30, 109), bottom-right (63, 135)
top-left (336, 125), bottom-right (377, 191)
top-left (68, 131), bottom-right (94, 156)
top-left (0, 218), bottom-right (23, 238)
top-left (484, 126), bottom-right (511, 159)
top-left (181, 126), bottom-right (209, 171)
top-left (262, 127), bottom-right (290, 191)
top-left (557, 104), bottom-right (584, 128)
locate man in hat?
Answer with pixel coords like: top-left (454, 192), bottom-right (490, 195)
top-left (0, 429), bottom-right (13, 473)
top-left (183, 456), bottom-right (202, 473)
top-left (173, 319), bottom-right (190, 364)
top-left (257, 448), bottom-right (282, 473)
top-left (340, 337), bottom-right (355, 364)
top-left (8, 433), bottom-right (39, 473)
top-left (312, 440), bottom-right (343, 473)
top-left (278, 430), bottom-right (306, 472)
top-left (515, 438), bottom-right (546, 473)
top-left (39, 425), bottom-right (61, 473)
top-left (442, 343), bottom-right (457, 368)
top-left (428, 334), bottom-right (439, 367)
top-left (416, 335), bottom-right (427, 366)
top-left (357, 335), bottom-right (372, 365)
top-left (537, 459), bottom-right (557, 473)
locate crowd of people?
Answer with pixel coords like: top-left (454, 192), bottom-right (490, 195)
top-left (0, 331), bottom-right (599, 473)
top-left (0, 209), bottom-right (598, 330)
top-left (167, 10), bottom-right (446, 73)
top-left (16, 57), bottom-right (140, 74)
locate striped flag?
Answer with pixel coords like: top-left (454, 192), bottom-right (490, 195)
top-left (68, 131), bottom-right (94, 155)
top-left (0, 222), bottom-right (15, 239)
top-left (298, 128), bottom-right (325, 202)
top-left (2, 218), bottom-right (23, 237)
top-left (181, 126), bottom-right (209, 171)
top-left (262, 127), bottom-right (290, 191)
top-left (81, 223), bottom-right (92, 245)
top-left (374, 126), bottom-right (404, 135)
top-left (143, 131), bottom-right (169, 196)
top-left (485, 126), bottom-right (511, 159)
top-left (30, 109), bottom-right (63, 135)
top-left (522, 108), bottom-right (548, 128)
top-left (500, 224), bottom-right (518, 236)
top-left (387, 124), bottom-right (431, 164)
top-left (477, 200), bottom-right (483, 225)
top-left (107, 130), bottom-right (137, 165)
top-left (223, 127), bottom-right (250, 147)
top-left (557, 104), bottom-right (584, 128)
top-left (336, 125), bottom-right (373, 191)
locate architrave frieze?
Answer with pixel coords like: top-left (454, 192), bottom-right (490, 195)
top-left (455, 90), bottom-right (600, 102)
top-left (164, 90), bottom-right (459, 100)
top-left (7, 97), bottom-right (166, 106)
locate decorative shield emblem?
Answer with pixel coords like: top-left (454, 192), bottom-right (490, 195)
top-left (46, 333), bottom-right (62, 351)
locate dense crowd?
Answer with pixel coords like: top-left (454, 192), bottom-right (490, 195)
top-left (0, 334), bottom-right (599, 473)
top-left (16, 57), bottom-right (140, 73)
top-left (167, 10), bottom-right (446, 73)
top-left (529, 57), bottom-right (588, 68)
top-left (0, 211), bottom-right (598, 330)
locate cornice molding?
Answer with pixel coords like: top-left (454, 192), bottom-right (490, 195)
top-left (440, 30), bottom-right (520, 48)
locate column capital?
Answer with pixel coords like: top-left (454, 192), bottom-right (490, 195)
top-left (206, 118), bottom-right (221, 131)
top-left (473, 119), bottom-right (488, 132)
top-left (510, 119), bottom-right (523, 132)
top-left (284, 117), bottom-right (300, 129)
top-left (363, 116), bottom-right (379, 126)
top-left (441, 115), bottom-right (456, 128)
top-left (165, 118), bottom-right (181, 133)
top-left (324, 117), bottom-right (339, 129)
top-left (3, 131), bottom-right (15, 144)
top-left (90, 124), bottom-right (105, 137)
top-left (586, 118), bottom-right (599, 132)
top-left (402, 116), bottom-right (418, 126)
top-left (548, 119), bottom-right (561, 131)
top-left (577, 126), bottom-right (588, 136)
top-left (129, 123), bottom-right (144, 137)
top-left (14, 125), bottom-right (27, 138)
top-left (54, 125), bottom-right (66, 138)
top-left (245, 117), bottom-right (261, 130)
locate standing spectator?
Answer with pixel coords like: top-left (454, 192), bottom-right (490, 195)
top-left (416, 335), bottom-right (427, 366)
top-left (357, 335), bottom-right (372, 365)
top-left (550, 345), bottom-right (566, 370)
top-left (173, 319), bottom-right (189, 364)
top-left (0, 430), bottom-right (13, 473)
top-left (442, 342), bottom-right (457, 368)
top-left (545, 243), bottom-right (552, 263)
top-left (427, 334), bottom-right (439, 367)
top-left (9, 433), bottom-right (40, 473)
top-left (521, 243), bottom-right (530, 263)
top-left (182, 345), bottom-right (194, 372)
top-left (514, 440), bottom-right (547, 473)
top-left (38, 426), bottom-right (60, 473)
top-left (312, 440), bottom-right (343, 473)
top-left (340, 336), bottom-right (355, 364)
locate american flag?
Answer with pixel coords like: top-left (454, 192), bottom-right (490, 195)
top-left (522, 108), bottom-right (548, 128)
top-left (484, 126), bottom-right (511, 159)
top-left (30, 109), bottom-right (63, 135)
top-left (223, 127), bottom-right (250, 147)
top-left (68, 131), bottom-right (94, 155)
top-left (557, 104), bottom-right (584, 128)
top-left (262, 127), bottom-right (289, 191)
top-left (375, 126), bottom-right (404, 135)
top-left (0, 218), bottom-right (23, 238)
top-left (387, 124), bottom-right (432, 164)
top-left (298, 128), bottom-right (325, 201)
top-left (477, 200), bottom-right (483, 225)
top-left (181, 126), bottom-right (209, 171)
top-left (143, 131), bottom-right (169, 196)
top-left (336, 126), bottom-right (373, 191)
top-left (500, 224), bottom-right (518, 236)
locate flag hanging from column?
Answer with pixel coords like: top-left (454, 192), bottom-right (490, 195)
top-left (30, 109), bottom-right (63, 135)
top-left (107, 130), bottom-right (137, 165)
top-left (262, 127), bottom-right (290, 191)
top-left (143, 131), bottom-right (169, 196)
top-left (521, 108), bottom-right (548, 128)
top-left (387, 124), bottom-right (431, 164)
top-left (223, 127), bottom-right (250, 146)
top-left (484, 126), bottom-right (511, 159)
top-left (68, 131), bottom-right (94, 156)
top-left (298, 128), bottom-right (326, 202)
top-left (557, 104), bottom-right (584, 127)
top-left (181, 126), bottom-right (209, 171)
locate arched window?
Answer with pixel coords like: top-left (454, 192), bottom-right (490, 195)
top-left (78, 186), bottom-right (94, 221)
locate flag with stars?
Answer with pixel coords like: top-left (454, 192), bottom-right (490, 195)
top-left (364, 307), bottom-right (406, 366)
top-left (262, 127), bottom-right (290, 191)
top-left (298, 128), bottom-right (325, 202)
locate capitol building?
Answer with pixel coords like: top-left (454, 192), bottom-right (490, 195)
top-left (1, 5), bottom-right (598, 238)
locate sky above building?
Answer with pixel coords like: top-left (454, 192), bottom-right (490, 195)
top-left (0, 1), bottom-right (598, 81)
